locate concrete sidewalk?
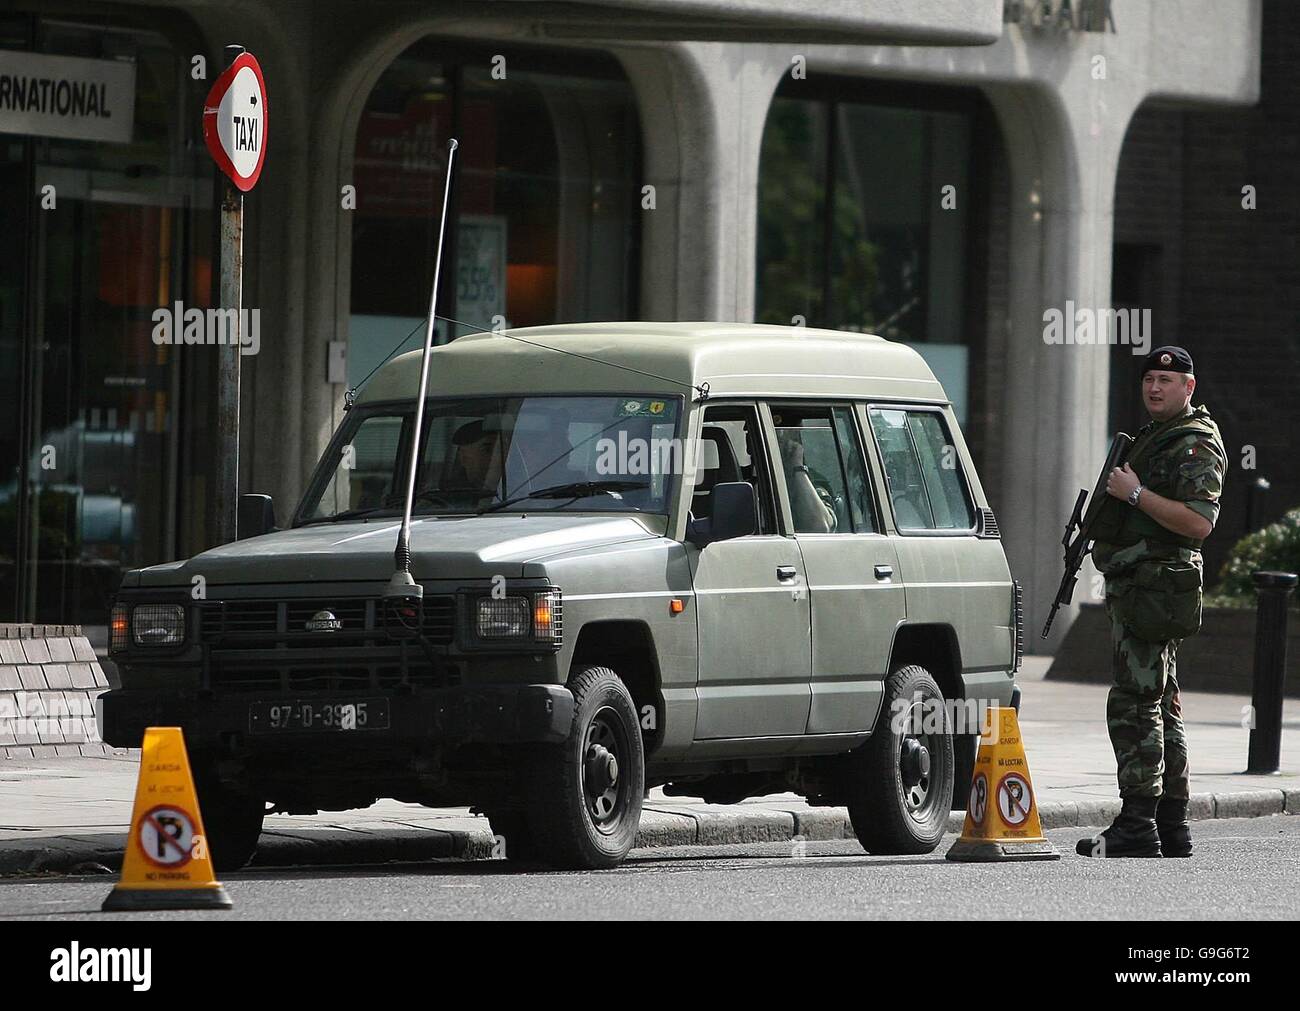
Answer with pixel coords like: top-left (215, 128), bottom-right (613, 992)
top-left (2, 659), bottom-right (1297, 874)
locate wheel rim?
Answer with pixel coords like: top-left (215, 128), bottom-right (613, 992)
top-left (897, 694), bottom-right (946, 823)
top-left (582, 706), bottom-right (631, 835)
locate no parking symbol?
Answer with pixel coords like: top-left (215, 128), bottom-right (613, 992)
top-left (997, 773), bottom-right (1033, 827)
top-left (137, 805), bottom-right (196, 868)
top-left (969, 773), bottom-right (988, 826)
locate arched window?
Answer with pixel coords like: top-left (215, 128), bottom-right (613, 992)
top-left (755, 77), bottom-right (992, 427)
top-left (348, 39), bottom-right (642, 387)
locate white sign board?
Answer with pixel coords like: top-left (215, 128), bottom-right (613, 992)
top-left (458, 215), bottom-right (508, 334)
top-left (203, 52), bottom-right (267, 191)
top-left (0, 50), bottom-right (135, 143)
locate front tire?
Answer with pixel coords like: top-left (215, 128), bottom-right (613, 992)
top-left (193, 773), bottom-right (265, 872)
top-left (526, 666), bottom-right (645, 869)
top-left (845, 664), bottom-right (954, 854)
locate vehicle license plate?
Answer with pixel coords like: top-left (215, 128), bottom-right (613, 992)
top-left (248, 699), bottom-right (389, 733)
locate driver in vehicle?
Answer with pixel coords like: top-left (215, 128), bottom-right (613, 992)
top-left (446, 418), bottom-right (508, 498)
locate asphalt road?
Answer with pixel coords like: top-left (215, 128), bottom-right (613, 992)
top-left (1, 817), bottom-right (1295, 921)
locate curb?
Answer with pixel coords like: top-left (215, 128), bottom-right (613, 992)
top-left (2, 789), bottom-right (1295, 876)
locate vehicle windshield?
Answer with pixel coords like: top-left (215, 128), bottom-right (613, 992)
top-left (299, 395), bottom-right (683, 522)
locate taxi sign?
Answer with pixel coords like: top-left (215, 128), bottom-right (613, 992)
top-left (202, 51), bottom-right (267, 191)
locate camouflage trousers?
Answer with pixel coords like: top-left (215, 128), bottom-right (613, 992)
top-left (1104, 599), bottom-right (1190, 801)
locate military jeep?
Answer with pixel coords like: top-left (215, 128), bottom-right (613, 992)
top-left (100, 322), bottom-right (1022, 870)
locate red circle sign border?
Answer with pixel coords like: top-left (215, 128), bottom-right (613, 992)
top-left (136, 803), bottom-right (196, 870)
top-left (202, 52), bottom-right (268, 192)
top-left (995, 771), bottom-right (1034, 827)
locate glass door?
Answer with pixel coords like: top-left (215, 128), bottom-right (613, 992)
top-left (0, 16), bottom-right (209, 628)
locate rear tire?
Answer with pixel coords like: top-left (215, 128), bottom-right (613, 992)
top-left (845, 664), bottom-right (954, 854)
top-left (526, 666), bottom-right (644, 869)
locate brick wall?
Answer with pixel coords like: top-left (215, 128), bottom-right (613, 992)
top-left (0, 624), bottom-right (119, 760)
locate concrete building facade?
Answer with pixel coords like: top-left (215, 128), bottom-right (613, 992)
top-left (0, 1), bottom-right (1267, 649)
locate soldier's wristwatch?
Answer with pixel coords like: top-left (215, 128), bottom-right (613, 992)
top-left (1127, 484), bottom-right (1144, 507)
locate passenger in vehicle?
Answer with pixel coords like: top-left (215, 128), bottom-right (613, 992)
top-left (776, 430), bottom-right (837, 533)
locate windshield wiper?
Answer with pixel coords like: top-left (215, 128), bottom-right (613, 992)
top-left (298, 507), bottom-right (399, 526)
top-left (477, 480), bottom-right (649, 515)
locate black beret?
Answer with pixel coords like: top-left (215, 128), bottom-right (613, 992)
top-left (452, 417), bottom-right (506, 445)
top-left (1142, 346), bottom-right (1194, 376)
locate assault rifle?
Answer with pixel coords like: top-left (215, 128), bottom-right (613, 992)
top-left (1041, 431), bottom-right (1135, 638)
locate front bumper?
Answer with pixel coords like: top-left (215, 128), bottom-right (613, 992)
top-left (99, 683), bottom-right (575, 752)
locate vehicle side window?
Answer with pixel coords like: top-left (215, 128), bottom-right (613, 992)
top-left (832, 406), bottom-right (876, 533)
top-left (907, 411), bottom-right (975, 529)
top-left (770, 405), bottom-right (875, 534)
top-left (867, 408), bottom-right (974, 531)
top-left (310, 414), bottom-right (407, 518)
top-left (697, 405), bottom-right (778, 534)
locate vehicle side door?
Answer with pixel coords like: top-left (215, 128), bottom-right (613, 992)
top-left (864, 404), bottom-right (1014, 677)
top-left (765, 402), bottom-right (904, 736)
top-left (687, 402), bottom-right (812, 740)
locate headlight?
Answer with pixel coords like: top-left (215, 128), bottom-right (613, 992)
top-left (131, 604), bottom-right (186, 646)
top-left (475, 590), bottom-right (562, 646)
top-left (477, 597), bottom-right (530, 639)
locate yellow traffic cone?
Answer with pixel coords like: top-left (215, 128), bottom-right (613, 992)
top-left (946, 706), bottom-right (1059, 862)
top-left (102, 727), bottom-right (233, 911)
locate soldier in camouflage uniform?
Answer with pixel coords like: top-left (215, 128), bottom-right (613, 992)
top-left (1077, 346), bottom-right (1226, 859)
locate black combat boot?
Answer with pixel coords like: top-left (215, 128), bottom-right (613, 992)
top-left (1155, 797), bottom-right (1192, 857)
top-left (1075, 796), bottom-right (1162, 857)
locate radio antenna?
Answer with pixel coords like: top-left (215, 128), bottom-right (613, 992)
top-left (385, 137), bottom-right (458, 626)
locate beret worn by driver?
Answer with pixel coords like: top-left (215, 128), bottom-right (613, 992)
top-left (1141, 345), bottom-right (1194, 376)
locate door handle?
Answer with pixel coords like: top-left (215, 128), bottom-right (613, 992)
top-left (776, 565), bottom-right (798, 583)
top-left (874, 564), bottom-right (894, 580)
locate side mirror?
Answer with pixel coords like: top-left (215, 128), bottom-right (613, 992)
top-left (688, 481), bottom-right (757, 546)
top-left (237, 493), bottom-right (277, 540)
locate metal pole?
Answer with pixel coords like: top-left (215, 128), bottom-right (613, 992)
top-left (215, 44), bottom-right (245, 545)
top-left (1246, 570), bottom-right (1296, 774)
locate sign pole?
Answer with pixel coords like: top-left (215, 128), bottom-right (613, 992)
top-left (215, 173), bottom-right (242, 543)
top-left (215, 47), bottom-right (245, 543)
top-left (203, 43), bottom-right (267, 544)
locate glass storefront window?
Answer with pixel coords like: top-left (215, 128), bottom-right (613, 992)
top-left (349, 41), bottom-right (642, 388)
top-left (0, 15), bottom-right (211, 627)
top-left (756, 82), bottom-right (979, 423)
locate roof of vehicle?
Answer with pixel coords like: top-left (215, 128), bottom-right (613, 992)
top-left (356, 321), bottom-right (947, 405)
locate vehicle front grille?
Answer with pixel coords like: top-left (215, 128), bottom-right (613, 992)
top-left (198, 596), bottom-right (455, 648)
top-left (195, 595), bottom-right (458, 691)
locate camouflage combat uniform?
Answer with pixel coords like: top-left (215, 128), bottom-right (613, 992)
top-left (1091, 404), bottom-right (1226, 801)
